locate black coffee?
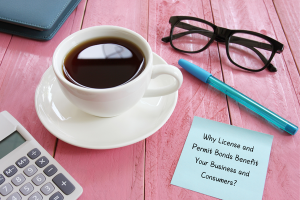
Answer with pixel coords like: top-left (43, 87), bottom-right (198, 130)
top-left (63, 37), bottom-right (145, 89)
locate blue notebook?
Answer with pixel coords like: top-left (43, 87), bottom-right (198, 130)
top-left (0, 0), bottom-right (82, 40)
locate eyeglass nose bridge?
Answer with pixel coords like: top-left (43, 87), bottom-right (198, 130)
top-left (215, 27), bottom-right (231, 43)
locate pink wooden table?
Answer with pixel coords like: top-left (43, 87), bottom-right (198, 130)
top-left (0, 0), bottom-right (299, 199)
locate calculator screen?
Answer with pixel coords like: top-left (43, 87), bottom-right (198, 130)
top-left (0, 130), bottom-right (26, 159)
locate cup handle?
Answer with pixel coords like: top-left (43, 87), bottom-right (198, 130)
top-left (143, 64), bottom-right (183, 97)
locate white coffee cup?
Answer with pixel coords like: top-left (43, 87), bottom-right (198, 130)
top-left (52, 26), bottom-right (183, 117)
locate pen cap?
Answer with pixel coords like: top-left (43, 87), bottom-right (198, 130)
top-left (178, 59), bottom-right (212, 83)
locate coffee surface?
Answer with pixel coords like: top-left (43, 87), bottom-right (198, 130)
top-left (63, 37), bottom-right (145, 89)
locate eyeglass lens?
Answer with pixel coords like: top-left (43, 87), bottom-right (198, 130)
top-left (171, 19), bottom-right (214, 52)
top-left (228, 33), bottom-right (273, 70)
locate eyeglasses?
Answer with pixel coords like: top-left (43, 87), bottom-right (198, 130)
top-left (162, 16), bottom-right (284, 72)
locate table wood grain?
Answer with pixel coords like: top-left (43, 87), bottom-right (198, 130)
top-left (0, 0), bottom-right (299, 199)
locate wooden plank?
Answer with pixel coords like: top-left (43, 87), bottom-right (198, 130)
top-left (80, 0), bottom-right (148, 39)
top-left (271, 0), bottom-right (300, 105)
top-left (53, 0), bottom-right (148, 199)
top-left (274, 0), bottom-right (300, 72)
top-left (0, 33), bottom-right (12, 87)
top-left (264, 0), bottom-right (300, 106)
top-left (211, 0), bottom-right (300, 199)
top-left (56, 141), bottom-right (145, 199)
top-left (0, 0), bottom-right (87, 155)
top-left (146, 0), bottom-right (230, 199)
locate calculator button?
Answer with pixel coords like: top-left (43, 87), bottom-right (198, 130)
top-left (24, 165), bottom-right (38, 177)
top-left (32, 173), bottom-right (46, 186)
top-left (29, 191), bottom-right (43, 200)
top-left (7, 192), bottom-right (22, 200)
top-left (50, 191), bottom-right (64, 200)
top-left (20, 182), bottom-right (34, 196)
top-left (43, 164), bottom-right (58, 177)
top-left (0, 174), bottom-right (5, 185)
top-left (0, 183), bottom-right (13, 196)
top-left (52, 173), bottom-right (75, 195)
top-left (41, 182), bottom-right (55, 195)
top-left (27, 148), bottom-right (41, 159)
top-left (35, 156), bottom-right (49, 168)
top-left (11, 173), bottom-right (26, 186)
top-left (15, 156), bottom-right (29, 168)
top-left (3, 165), bottom-right (18, 177)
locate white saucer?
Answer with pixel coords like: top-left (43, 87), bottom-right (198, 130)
top-left (35, 53), bottom-right (178, 149)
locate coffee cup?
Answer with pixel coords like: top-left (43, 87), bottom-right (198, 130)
top-left (52, 25), bottom-right (183, 117)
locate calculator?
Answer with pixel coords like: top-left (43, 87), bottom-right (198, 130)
top-left (0, 111), bottom-right (83, 200)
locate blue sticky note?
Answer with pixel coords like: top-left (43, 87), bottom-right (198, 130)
top-left (171, 116), bottom-right (273, 200)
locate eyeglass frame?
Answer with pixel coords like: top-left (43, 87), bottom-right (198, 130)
top-left (162, 16), bottom-right (284, 72)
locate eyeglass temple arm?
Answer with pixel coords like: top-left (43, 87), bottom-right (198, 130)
top-left (162, 22), bottom-right (274, 52)
top-left (162, 30), bottom-right (212, 42)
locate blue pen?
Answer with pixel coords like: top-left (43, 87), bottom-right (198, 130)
top-left (178, 59), bottom-right (298, 135)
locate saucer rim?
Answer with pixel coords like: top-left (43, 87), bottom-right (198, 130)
top-left (35, 53), bottom-right (178, 149)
